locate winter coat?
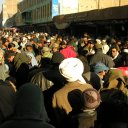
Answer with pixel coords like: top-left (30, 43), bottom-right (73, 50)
top-left (0, 82), bottom-right (16, 124)
top-left (89, 50), bottom-right (115, 69)
top-left (0, 83), bottom-right (54, 128)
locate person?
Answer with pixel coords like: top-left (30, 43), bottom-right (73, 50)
top-left (78, 36), bottom-right (89, 56)
top-left (25, 42), bottom-right (38, 67)
top-left (4, 50), bottom-right (32, 89)
top-left (43, 49), bottom-right (66, 125)
top-left (89, 43), bottom-right (115, 70)
top-left (93, 62), bottom-right (109, 89)
top-left (110, 46), bottom-right (124, 67)
top-left (83, 62), bottom-right (109, 91)
top-left (52, 58), bottom-right (93, 128)
top-left (103, 68), bottom-right (128, 95)
top-left (0, 80), bottom-right (16, 124)
top-left (0, 49), bottom-right (9, 81)
top-left (67, 88), bottom-right (101, 128)
top-left (41, 46), bottom-right (53, 59)
top-left (60, 41), bottom-right (77, 58)
top-left (0, 83), bottom-right (55, 128)
top-left (83, 39), bottom-right (95, 62)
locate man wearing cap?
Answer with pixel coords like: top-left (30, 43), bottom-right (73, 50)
top-left (93, 62), bottom-right (109, 89)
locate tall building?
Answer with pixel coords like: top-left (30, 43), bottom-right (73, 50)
top-left (1, 0), bottom-right (128, 32)
top-left (1, 0), bottom-right (19, 27)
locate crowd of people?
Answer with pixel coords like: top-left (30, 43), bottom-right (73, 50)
top-left (0, 30), bottom-right (128, 128)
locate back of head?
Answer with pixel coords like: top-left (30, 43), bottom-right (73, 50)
top-left (59, 58), bottom-right (86, 84)
top-left (82, 88), bottom-right (101, 110)
top-left (68, 89), bottom-right (84, 113)
top-left (52, 51), bottom-right (64, 64)
top-left (94, 43), bottom-right (102, 50)
top-left (93, 62), bottom-right (109, 74)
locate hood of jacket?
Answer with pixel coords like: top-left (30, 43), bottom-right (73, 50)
top-left (14, 83), bottom-right (49, 122)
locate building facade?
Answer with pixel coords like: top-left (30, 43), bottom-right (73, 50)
top-left (1, 0), bottom-right (19, 27)
top-left (15, 0), bottom-right (128, 27)
top-left (1, 0), bottom-right (128, 33)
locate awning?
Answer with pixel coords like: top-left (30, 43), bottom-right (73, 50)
top-left (53, 5), bottom-right (128, 29)
top-left (53, 15), bottom-right (71, 29)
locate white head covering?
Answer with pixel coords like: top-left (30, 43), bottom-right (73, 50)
top-left (59, 58), bottom-right (86, 84)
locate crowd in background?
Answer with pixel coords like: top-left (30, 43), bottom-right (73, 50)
top-left (0, 30), bottom-right (128, 128)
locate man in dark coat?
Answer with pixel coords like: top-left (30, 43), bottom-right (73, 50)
top-left (89, 43), bottom-right (115, 70)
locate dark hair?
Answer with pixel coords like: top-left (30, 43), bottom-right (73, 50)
top-left (8, 43), bottom-right (15, 49)
top-left (4, 50), bottom-right (16, 59)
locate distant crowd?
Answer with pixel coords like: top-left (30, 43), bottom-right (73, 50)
top-left (0, 30), bottom-right (128, 128)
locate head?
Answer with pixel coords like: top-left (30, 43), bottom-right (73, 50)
top-left (94, 43), bottom-right (102, 51)
top-left (14, 83), bottom-right (49, 121)
top-left (8, 43), bottom-right (15, 51)
top-left (52, 43), bottom-right (59, 53)
top-left (2, 38), bottom-right (9, 48)
top-left (82, 88), bottom-right (101, 110)
top-left (93, 62), bottom-right (109, 79)
top-left (83, 37), bottom-right (88, 44)
top-left (68, 89), bottom-right (84, 113)
top-left (111, 46), bottom-right (119, 58)
top-left (25, 42), bottom-right (33, 52)
top-left (5, 50), bottom-right (16, 62)
top-left (51, 52), bottom-right (64, 64)
top-left (88, 39), bottom-right (95, 48)
top-left (60, 41), bottom-right (67, 49)
top-left (59, 58), bottom-right (86, 84)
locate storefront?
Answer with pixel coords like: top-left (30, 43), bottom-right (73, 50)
top-left (53, 5), bottom-right (128, 37)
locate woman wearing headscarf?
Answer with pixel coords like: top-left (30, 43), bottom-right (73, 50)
top-left (0, 83), bottom-right (54, 128)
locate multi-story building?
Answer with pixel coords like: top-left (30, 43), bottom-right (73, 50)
top-left (16, 0), bottom-right (128, 26)
top-left (1, 0), bottom-right (19, 27)
top-left (1, 0), bottom-right (128, 34)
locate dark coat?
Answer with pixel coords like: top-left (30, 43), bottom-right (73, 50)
top-left (15, 63), bottom-right (29, 89)
top-left (0, 83), bottom-right (54, 128)
top-left (83, 72), bottom-right (101, 90)
top-left (43, 65), bottom-right (67, 125)
top-left (0, 82), bottom-right (16, 124)
top-left (112, 54), bottom-right (124, 68)
top-left (89, 50), bottom-right (115, 70)
top-left (13, 53), bottom-right (31, 89)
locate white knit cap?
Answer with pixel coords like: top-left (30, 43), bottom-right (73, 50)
top-left (59, 58), bottom-right (86, 84)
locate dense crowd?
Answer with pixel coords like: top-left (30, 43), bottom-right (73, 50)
top-left (0, 30), bottom-right (128, 128)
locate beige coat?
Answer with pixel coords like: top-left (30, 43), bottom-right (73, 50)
top-left (52, 81), bottom-right (93, 114)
